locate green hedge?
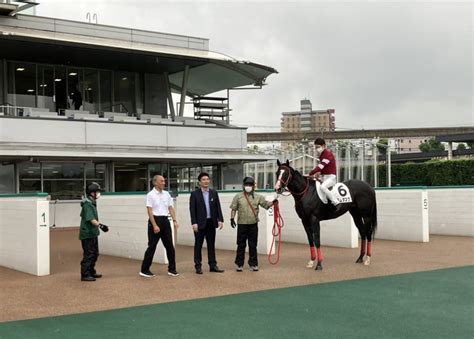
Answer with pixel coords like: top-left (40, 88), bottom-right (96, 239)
top-left (340, 159), bottom-right (474, 187)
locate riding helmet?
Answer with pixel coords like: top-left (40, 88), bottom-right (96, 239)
top-left (86, 182), bottom-right (102, 196)
top-left (243, 176), bottom-right (255, 186)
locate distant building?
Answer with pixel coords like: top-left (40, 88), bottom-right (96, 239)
top-left (393, 137), bottom-right (432, 153)
top-left (280, 99), bottom-right (335, 148)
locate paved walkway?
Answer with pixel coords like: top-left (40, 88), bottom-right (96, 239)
top-left (1, 229), bottom-right (473, 322)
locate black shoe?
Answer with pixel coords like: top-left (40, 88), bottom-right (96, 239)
top-left (195, 268), bottom-right (203, 275)
top-left (210, 266), bottom-right (224, 273)
top-left (81, 276), bottom-right (96, 282)
top-left (92, 273), bottom-right (102, 278)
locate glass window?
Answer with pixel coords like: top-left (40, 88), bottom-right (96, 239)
top-left (114, 162), bottom-right (147, 192)
top-left (149, 163), bottom-right (169, 190)
top-left (42, 163), bottom-right (84, 200)
top-left (0, 162), bottom-right (15, 193)
top-left (7, 62), bottom-right (36, 108)
top-left (85, 163), bottom-right (106, 190)
top-left (0, 60), bottom-right (4, 105)
top-left (67, 68), bottom-right (83, 110)
top-left (99, 70), bottom-right (112, 112)
top-left (18, 162), bottom-right (41, 193)
top-left (83, 69), bottom-right (99, 112)
top-left (54, 66), bottom-right (67, 113)
top-left (114, 71), bottom-right (136, 114)
top-left (37, 65), bottom-right (54, 111)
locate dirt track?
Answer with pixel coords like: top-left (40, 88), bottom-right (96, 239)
top-left (1, 228), bottom-right (473, 322)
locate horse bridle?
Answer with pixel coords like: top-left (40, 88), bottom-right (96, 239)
top-left (276, 165), bottom-right (309, 198)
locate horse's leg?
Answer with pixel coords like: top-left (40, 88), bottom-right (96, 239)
top-left (350, 209), bottom-right (366, 263)
top-left (364, 227), bottom-right (373, 266)
top-left (302, 219), bottom-right (316, 268)
top-left (311, 216), bottom-right (323, 270)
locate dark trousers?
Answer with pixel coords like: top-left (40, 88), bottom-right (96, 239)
top-left (235, 223), bottom-right (259, 267)
top-left (141, 216), bottom-right (176, 272)
top-left (194, 219), bottom-right (217, 269)
top-left (80, 237), bottom-right (99, 277)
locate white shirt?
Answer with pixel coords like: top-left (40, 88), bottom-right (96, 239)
top-left (146, 188), bottom-right (173, 216)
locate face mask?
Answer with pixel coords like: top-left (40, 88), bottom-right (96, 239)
top-left (95, 192), bottom-right (101, 199)
top-left (244, 186), bottom-right (253, 193)
top-left (315, 146), bottom-right (323, 155)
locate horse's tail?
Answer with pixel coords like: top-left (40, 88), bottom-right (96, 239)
top-left (370, 199), bottom-right (378, 237)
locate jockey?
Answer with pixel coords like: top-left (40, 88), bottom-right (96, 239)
top-left (309, 138), bottom-right (341, 211)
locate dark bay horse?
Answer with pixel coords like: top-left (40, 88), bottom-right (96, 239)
top-left (274, 160), bottom-right (377, 270)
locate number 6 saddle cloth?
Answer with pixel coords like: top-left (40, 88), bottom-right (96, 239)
top-left (316, 181), bottom-right (353, 204)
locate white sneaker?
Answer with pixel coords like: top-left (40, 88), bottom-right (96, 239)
top-left (249, 266), bottom-right (259, 272)
top-left (167, 270), bottom-right (180, 277)
top-left (236, 266), bottom-right (243, 272)
top-left (139, 271), bottom-right (155, 278)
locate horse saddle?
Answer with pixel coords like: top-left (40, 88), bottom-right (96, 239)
top-left (316, 181), bottom-right (353, 204)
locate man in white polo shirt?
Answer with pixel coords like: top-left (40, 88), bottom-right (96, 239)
top-left (140, 175), bottom-right (179, 277)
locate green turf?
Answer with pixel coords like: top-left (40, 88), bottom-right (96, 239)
top-left (1, 266), bottom-right (473, 339)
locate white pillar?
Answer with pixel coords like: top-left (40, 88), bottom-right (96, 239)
top-left (447, 142), bottom-right (453, 160)
top-left (373, 139), bottom-right (378, 188)
top-left (387, 142), bottom-right (391, 187)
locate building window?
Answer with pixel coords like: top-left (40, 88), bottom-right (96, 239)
top-left (114, 162), bottom-right (148, 192)
top-left (18, 162), bottom-right (41, 193)
top-left (7, 62), bottom-right (37, 108)
top-left (0, 162), bottom-right (15, 194)
top-left (114, 71), bottom-right (137, 114)
top-left (42, 163), bottom-right (85, 200)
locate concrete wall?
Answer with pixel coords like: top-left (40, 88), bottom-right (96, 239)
top-left (375, 189), bottom-right (429, 242)
top-left (97, 195), bottom-right (171, 264)
top-left (273, 196), bottom-right (358, 248)
top-left (428, 188), bottom-right (474, 236)
top-left (174, 193), bottom-right (275, 255)
top-left (0, 195), bottom-right (50, 276)
top-left (49, 201), bottom-right (81, 228)
top-left (0, 117), bottom-right (247, 151)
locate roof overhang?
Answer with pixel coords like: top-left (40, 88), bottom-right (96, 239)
top-left (0, 147), bottom-right (276, 163)
top-left (0, 23), bottom-right (277, 96)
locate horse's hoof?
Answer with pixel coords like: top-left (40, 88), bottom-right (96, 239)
top-left (363, 256), bottom-right (371, 266)
top-left (356, 255), bottom-right (364, 263)
top-left (315, 261), bottom-right (323, 270)
top-left (306, 260), bottom-right (314, 268)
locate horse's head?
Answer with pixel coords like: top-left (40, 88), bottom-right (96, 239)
top-left (274, 159), bottom-right (295, 194)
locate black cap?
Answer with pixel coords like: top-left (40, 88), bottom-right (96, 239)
top-left (86, 182), bottom-right (102, 196)
top-left (243, 176), bottom-right (255, 185)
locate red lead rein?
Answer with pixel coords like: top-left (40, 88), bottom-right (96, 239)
top-left (268, 199), bottom-right (284, 265)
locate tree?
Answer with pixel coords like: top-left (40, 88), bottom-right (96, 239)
top-left (419, 139), bottom-right (445, 152)
top-left (467, 142), bottom-right (474, 149)
top-left (456, 143), bottom-right (466, 151)
top-left (376, 138), bottom-right (388, 155)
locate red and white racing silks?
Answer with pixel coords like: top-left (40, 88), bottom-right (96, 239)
top-left (309, 148), bottom-right (336, 176)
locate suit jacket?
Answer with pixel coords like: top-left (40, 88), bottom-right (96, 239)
top-left (189, 188), bottom-right (224, 230)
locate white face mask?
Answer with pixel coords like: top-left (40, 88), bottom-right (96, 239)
top-left (95, 192), bottom-right (101, 199)
top-left (244, 186), bottom-right (253, 193)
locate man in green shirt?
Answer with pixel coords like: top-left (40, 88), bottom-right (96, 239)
top-left (79, 182), bottom-right (109, 282)
top-left (230, 177), bottom-right (274, 272)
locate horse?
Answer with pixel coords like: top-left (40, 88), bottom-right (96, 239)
top-left (274, 160), bottom-right (377, 270)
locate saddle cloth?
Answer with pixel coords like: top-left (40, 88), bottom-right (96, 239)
top-left (316, 181), bottom-right (353, 204)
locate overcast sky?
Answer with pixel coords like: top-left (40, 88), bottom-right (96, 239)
top-left (37, 0), bottom-right (473, 131)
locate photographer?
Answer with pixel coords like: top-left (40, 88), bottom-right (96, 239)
top-left (79, 182), bottom-right (109, 282)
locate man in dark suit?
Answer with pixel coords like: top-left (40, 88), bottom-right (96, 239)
top-left (189, 172), bottom-right (225, 274)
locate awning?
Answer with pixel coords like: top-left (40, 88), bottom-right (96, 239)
top-left (0, 23), bottom-right (277, 96)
